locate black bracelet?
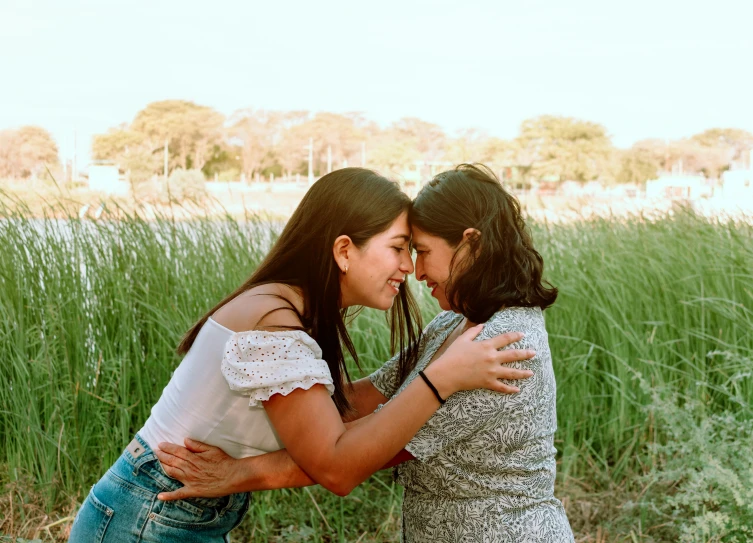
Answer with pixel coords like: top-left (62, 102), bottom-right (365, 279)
top-left (418, 370), bottom-right (445, 405)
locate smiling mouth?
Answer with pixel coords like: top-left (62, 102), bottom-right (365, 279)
top-left (387, 279), bottom-right (402, 292)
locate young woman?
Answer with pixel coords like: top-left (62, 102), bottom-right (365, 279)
top-left (157, 164), bottom-right (574, 542)
top-left (67, 167), bottom-right (534, 543)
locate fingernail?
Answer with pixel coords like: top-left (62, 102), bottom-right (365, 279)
top-left (527, 350), bottom-right (536, 357)
top-left (512, 387), bottom-right (521, 393)
top-left (157, 494), bottom-right (164, 501)
top-left (525, 371), bottom-right (534, 377)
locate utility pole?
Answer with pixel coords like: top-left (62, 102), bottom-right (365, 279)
top-left (306, 137), bottom-right (314, 185)
top-left (164, 139), bottom-right (169, 179)
top-left (72, 129), bottom-right (78, 181)
top-left (327, 145), bottom-right (332, 173)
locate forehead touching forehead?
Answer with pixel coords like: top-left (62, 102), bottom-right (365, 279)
top-left (410, 225), bottom-right (437, 247)
top-left (386, 211), bottom-right (410, 237)
top-left (364, 210), bottom-right (410, 247)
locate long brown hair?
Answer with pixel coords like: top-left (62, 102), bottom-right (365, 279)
top-left (410, 163), bottom-right (558, 325)
top-left (177, 168), bottom-right (422, 414)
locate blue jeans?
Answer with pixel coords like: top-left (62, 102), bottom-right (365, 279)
top-left (68, 434), bottom-right (250, 543)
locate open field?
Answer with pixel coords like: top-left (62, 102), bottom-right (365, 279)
top-left (1, 200), bottom-right (752, 542)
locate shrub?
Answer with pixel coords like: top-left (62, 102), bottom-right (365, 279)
top-left (638, 356), bottom-right (753, 542)
top-left (162, 168), bottom-right (207, 202)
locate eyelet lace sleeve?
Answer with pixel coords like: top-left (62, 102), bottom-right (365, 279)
top-left (221, 330), bottom-right (335, 408)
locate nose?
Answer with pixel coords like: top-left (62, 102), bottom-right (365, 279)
top-left (414, 255), bottom-right (426, 281)
top-left (400, 250), bottom-right (415, 275)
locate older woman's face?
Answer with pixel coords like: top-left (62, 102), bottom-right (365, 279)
top-left (411, 226), bottom-right (458, 311)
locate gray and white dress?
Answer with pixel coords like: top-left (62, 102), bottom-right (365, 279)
top-left (370, 308), bottom-right (574, 543)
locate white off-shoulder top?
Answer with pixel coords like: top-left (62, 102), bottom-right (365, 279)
top-left (138, 318), bottom-right (334, 459)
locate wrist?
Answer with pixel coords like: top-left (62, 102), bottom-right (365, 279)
top-left (233, 457), bottom-right (261, 493)
top-left (422, 364), bottom-right (456, 400)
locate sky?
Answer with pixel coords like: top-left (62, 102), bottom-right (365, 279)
top-left (1, 0), bottom-right (752, 165)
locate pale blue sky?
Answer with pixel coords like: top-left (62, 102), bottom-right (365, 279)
top-left (1, 0), bottom-right (751, 164)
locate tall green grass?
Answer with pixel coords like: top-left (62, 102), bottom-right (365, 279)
top-left (1, 200), bottom-right (751, 541)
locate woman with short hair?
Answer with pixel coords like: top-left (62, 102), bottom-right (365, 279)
top-left (158, 164), bottom-right (573, 542)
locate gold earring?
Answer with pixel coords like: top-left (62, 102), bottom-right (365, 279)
top-left (343, 265), bottom-right (348, 274)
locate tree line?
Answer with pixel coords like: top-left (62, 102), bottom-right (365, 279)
top-left (2, 99), bottom-right (752, 186)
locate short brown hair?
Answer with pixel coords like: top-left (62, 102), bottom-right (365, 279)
top-left (410, 163), bottom-right (557, 324)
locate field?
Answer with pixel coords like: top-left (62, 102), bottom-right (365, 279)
top-left (1, 199), bottom-right (752, 542)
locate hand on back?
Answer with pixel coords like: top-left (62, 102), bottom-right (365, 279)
top-left (424, 325), bottom-right (535, 399)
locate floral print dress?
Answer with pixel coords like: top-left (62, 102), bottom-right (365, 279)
top-left (369, 308), bottom-right (574, 543)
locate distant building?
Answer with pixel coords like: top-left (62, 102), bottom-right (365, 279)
top-left (645, 175), bottom-right (711, 199)
top-left (721, 169), bottom-right (752, 200)
top-left (88, 162), bottom-right (129, 196)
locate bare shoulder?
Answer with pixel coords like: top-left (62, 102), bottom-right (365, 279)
top-left (212, 283), bottom-right (305, 333)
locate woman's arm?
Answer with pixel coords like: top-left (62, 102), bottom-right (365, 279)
top-left (162, 326), bottom-right (529, 498)
top-left (155, 391), bottom-right (405, 501)
top-left (342, 377), bottom-right (388, 422)
top-left (156, 327), bottom-right (532, 499)
top-left (155, 432), bottom-right (414, 500)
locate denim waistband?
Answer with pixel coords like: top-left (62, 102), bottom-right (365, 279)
top-left (116, 434), bottom-right (248, 513)
top-left (122, 434), bottom-right (159, 471)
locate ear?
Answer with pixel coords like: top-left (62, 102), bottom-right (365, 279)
top-left (332, 235), bottom-right (352, 273)
top-left (462, 228), bottom-right (481, 243)
top-left (461, 228), bottom-right (481, 258)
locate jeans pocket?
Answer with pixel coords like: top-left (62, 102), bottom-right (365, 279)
top-left (149, 497), bottom-right (221, 529)
top-left (67, 487), bottom-right (114, 543)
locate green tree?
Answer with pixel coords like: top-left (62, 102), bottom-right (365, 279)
top-left (391, 117), bottom-right (446, 163)
top-left (516, 116), bottom-right (614, 182)
top-left (91, 125), bottom-right (159, 186)
top-left (308, 112), bottom-right (365, 170)
top-left (368, 131), bottom-right (421, 174)
top-left (0, 126), bottom-right (59, 179)
top-left (276, 116), bottom-right (311, 178)
top-left (228, 109), bottom-right (284, 180)
top-left (162, 168), bottom-right (207, 202)
top-left (446, 128), bottom-right (488, 164)
top-left (130, 100), bottom-right (224, 172)
top-left (691, 128), bottom-right (753, 162)
top-left (615, 146), bottom-right (661, 183)
top-left (689, 128), bottom-right (753, 177)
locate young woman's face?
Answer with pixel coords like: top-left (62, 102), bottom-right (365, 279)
top-left (411, 225), bottom-right (463, 311)
top-left (339, 211), bottom-right (414, 310)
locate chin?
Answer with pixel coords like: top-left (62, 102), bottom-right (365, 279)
top-left (376, 299), bottom-right (396, 311)
top-left (369, 294), bottom-right (397, 311)
top-left (436, 299), bottom-right (452, 311)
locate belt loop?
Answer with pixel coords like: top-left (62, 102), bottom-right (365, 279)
top-left (219, 493), bottom-right (234, 516)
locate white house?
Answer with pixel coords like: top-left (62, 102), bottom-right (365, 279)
top-left (88, 163), bottom-right (129, 196)
top-left (645, 175), bottom-right (711, 199)
top-left (721, 169), bottom-right (752, 201)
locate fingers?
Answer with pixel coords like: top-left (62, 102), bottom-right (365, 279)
top-left (160, 461), bottom-right (187, 481)
top-left (493, 382), bottom-right (521, 394)
top-left (158, 442), bottom-right (200, 466)
top-left (157, 442), bottom-right (186, 456)
top-left (157, 488), bottom-right (192, 502)
top-left (155, 449), bottom-right (192, 478)
top-left (497, 348), bottom-right (536, 365)
top-left (486, 331), bottom-right (525, 350)
top-left (496, 367), bottom-right (534, 381)
top-left (184, 438), bottom-right (213, 453)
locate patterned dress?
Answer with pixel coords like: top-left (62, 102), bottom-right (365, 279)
top-left (369, 308), bottom-right (574, 543)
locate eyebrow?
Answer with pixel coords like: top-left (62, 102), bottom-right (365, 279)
top-left (390, 235), bottom-right (411, 241)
